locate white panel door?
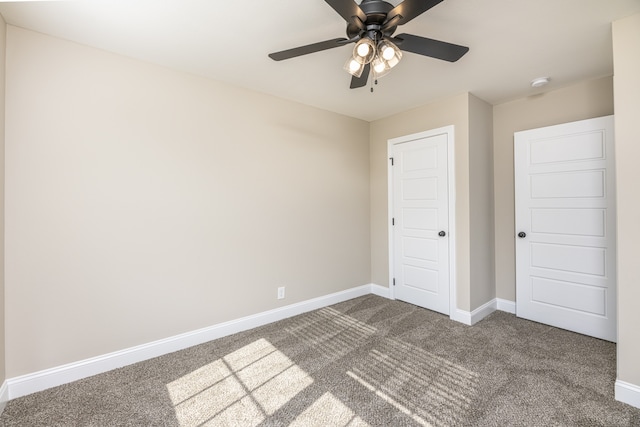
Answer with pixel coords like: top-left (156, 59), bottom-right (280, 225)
top-left (391, 132), bottom-right (449, 314)
top-left (515, 115), bottom-right (616, 342)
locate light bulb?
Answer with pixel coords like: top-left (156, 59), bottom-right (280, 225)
top-left (353, 38), bottom-right (376, 64)
top-left (356, 43), bottom-right (371, 57)
top-left (373, 60), bottom-right (386, 73)
top-left (381, 45), bottom-right (395, 61)
top-left (344, 56), bottom-right (364, 77)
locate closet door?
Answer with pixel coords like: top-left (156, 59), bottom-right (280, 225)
top-left (514, 116), bottom-right (616, 342)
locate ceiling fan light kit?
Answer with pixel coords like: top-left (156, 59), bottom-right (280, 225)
top-left (268, 0), bottom-right (470, 89)
top-left (347, 37), bottom-right (403, 80)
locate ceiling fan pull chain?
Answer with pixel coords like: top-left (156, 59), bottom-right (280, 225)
top-left (370, 73), bottom-right (374, 93)
top-left (371, 73), bottom-right (378, 93)
top-left (370, 32), bottom-right (377, 93)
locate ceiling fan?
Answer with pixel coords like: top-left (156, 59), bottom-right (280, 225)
top-left (268, 0), bottom-right (469, 89)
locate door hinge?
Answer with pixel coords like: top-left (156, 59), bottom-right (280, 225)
top-left (389, 157), bottom-right (394, 166)
top-left (392, 218), bottom-right (395, 226)
top-left (393, 278), bottom-right (396, 286)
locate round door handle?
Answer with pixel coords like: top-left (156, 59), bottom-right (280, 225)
top-left (518, 232), bottom-right (526, 238)
top-left (438, 231), bottom-right (446, 237)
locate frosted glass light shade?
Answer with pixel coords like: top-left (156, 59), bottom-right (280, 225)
top-left (372, 56), bottom-right (388, 74)
top-left (344, 57), bottom-right (365, 77)
top-left (353, 38), bottom-right (376, 64)
top-left (377, 40), bottom-right (402, 68)
top-left (372, 56), bottom-right (391, 78)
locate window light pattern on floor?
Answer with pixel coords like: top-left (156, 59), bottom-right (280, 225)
top-left (290, 392), bottom-right (370, 427)
top-left (348, 337), bottom-right (480, 426)
top-left (165, 306), bottom-right (479, 426)
top-left (285, 306), bottom-right (378, 358)
top-left (166, 338), bottom-right (313, 426)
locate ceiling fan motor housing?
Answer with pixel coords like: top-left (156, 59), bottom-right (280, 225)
top-left (347, 0), bottom-right (396, 39)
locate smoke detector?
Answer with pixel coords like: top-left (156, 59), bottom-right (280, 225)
top-left (531, 77), bottom-right (550, 88)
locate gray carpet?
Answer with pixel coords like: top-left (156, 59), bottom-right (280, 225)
top-left (1, 295), bottom-right (639, 426)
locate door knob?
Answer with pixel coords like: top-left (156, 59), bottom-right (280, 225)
top-left (438, 231), bottom-right (446, 237)
top-left (518, 232), bottom-right (526, 238)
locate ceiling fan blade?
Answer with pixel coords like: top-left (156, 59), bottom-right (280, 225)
top-left (269, 38), bottom-right (349, 61)
top-left (393, 33), bottom-right (469, 62)
top-left (350, 63), bottom-right (370, 89)
top-left (325, 0), bottom-right (367, 24)
top-left (387, 0), bottom-right (443, 26)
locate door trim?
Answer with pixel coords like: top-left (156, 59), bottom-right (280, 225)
top-left (387, 125), bottom-right (457, 318)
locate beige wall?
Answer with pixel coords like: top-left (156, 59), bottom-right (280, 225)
top-left (492, 77), bottom-right (614, 301)
top-left (468, 95), bottom-right (495, 309)
top-left (0, 15), bottom-right (6, 387)
top-left (4, 26), bottom-right (371, 377)
top-left (613, 12), bottom-right (640, 388)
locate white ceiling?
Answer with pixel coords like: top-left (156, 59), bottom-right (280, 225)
top-left (0, 0), bottom-right (638, 121)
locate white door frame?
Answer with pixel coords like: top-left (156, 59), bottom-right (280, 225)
top-left (387, 125), bottom-right (457, 317)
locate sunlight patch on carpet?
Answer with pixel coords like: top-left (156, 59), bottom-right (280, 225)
top-left (347, 337), bottom-right (480, 427)
top-left (290, 392), bottom-right (370, 427)
top-left (166, 338), bottom-right (313, 426)
top-left (286, 307), bottom-right (377, 359)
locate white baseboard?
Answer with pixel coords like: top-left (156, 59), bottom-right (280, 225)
top-left (449, 309), bottom-right (471, 325)
top-left (470, 299), bottom-right (498, 324)
top-left (450, 298), bottom-right (516, 326)
top-left (496, 298), bottom-right (516, 314)
top-left (0, 381), bottom-right (8, 415)
top-left (7, 284), bottom-right (378, 400)
top-left (370, 284), bottom-right (391, 299)
top-left (451, 299), bottom-right (498, 326)
top-left (615, 379), bottom-right (640, 409)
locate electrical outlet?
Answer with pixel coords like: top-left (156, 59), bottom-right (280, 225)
top-left (277, 286), bottom-right (285, 300)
